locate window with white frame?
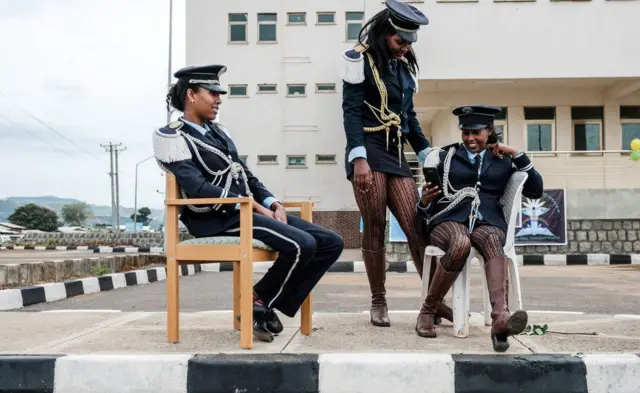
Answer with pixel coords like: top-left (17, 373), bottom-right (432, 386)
top-left (317, 12), bottom-right (335, 24)
top-left (345, 12), bottom-right (364, 41)
top-left (572, 106), bottom-right (603, 151)
top-left (524, 107), bottom-right (556, 152)
top-left (316, 154), bottom-right (336, 164)
top-left (287, 155), bottom-right (306, 167)
top-left (287, 84), bottom-right (306, 97)
top-left (620, 106), bottom-right (640, 151)
top-left (493, 107), bottom-right (508, 144)
top-left (239, 155), bottom-right (248, 165)
top-left (315, 83), bottom-right (336, 93)
top-left (228, 85), bottom-right (248, 97)
top-left (287, 12), bottom-right (306, 25)
top-left (257, 155), bottom-right (278, 164)
top-left (228, 13), bottom-right (248, 43)
top-left (257, 84), bottom-right (277, 93)
top-left (258, 13), bottom-right (277, 43)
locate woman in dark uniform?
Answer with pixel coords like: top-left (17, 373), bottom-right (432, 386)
top-left (340, 0), bottom-right (452, 327)
top-left (416, 105), bottom-right (544, 352)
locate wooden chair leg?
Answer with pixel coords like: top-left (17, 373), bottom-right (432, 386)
top-left (300, 293), bottom-right (312, 335)
top-left (233, 261), bottom-right (241, 330)
top-left (240, 256), bottom-right (253, 349)
top-left (167, 256), bottom-right (179, 343)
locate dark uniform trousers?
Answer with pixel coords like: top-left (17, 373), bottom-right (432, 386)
top-left (223, 213), bottom-right (344, 318)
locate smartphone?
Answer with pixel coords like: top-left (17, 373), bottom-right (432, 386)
top-left (422, 167), bottom-right (442, 190)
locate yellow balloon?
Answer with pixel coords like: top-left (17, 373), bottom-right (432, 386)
top-left (631, 138), bottom-right (640, 152)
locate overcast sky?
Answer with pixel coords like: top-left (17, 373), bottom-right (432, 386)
top-left (0, 0), bottom-right (186, 210)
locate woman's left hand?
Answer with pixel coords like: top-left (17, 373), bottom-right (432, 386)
top-left (487, 143), bottom-right (518, 159)
top-left (272, 203), bottom-right (288, 224)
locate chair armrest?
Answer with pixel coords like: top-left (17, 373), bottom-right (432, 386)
top-left (282, 201), bottom-right (315, 209)
top-left (166, 197), bottom-right (253, 206)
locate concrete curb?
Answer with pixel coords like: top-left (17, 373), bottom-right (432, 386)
top-left (203, 253), bottom-right (640, 274)
top-left (0, 353), bottom-right (638, 393)
top-left (0, 264), bottom-right (202, 311)
top-left (92, 246), bottom-right (164, 253)
top-left (0, 245), bottom-right (96, 251)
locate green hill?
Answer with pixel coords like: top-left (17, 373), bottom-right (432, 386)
top-left (0, 196), bottom-right (165, 227)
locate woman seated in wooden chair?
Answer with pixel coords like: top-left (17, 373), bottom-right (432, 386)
top-left (415, 105), bottom-right (543, 352)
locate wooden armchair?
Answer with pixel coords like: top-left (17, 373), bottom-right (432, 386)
top-left (164, 173), bottom-right (313, 349)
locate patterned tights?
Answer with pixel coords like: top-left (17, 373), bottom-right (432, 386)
top-left (429, 221), bottom-right (506, 272)
top-left (352, 171), bottom-right (426, 274)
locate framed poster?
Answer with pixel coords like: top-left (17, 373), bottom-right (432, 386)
top-left (514, 189), bottom-right (568, 246)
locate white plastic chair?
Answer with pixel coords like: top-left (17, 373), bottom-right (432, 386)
top-left (420, 171), bottom-right (528, 338)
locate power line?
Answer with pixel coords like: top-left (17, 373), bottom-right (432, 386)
top-left (0, 112), bottom-right (73, 157)
top-left (0, 90), bottom-right (104, 163)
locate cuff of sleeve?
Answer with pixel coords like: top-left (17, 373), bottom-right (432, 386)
top-left (348, 146), bottom-right (367, 163)
top-left (417, 201), bottom-right (431, 215)
top-left (513, 152), bottom-right (534, 172)
top-left (417, 147), bottom-right (431, 166)
top-left (262, 197), bottom-right (280, 209)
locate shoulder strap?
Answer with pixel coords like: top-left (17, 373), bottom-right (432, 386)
top-left (340, 43), bottom-right (369, 84)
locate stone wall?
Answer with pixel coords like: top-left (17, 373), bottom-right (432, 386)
top-left (387, 219), bottom-right (640, 262)
top-left (518, 219), bottom-right (640, 255)
top-left (12, 218), bottom-right (640, 256)
top-left (12, 211), bottom-right (363, 249)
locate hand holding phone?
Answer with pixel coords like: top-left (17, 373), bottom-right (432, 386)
top-left (421, 167), bottom-right (442, 206)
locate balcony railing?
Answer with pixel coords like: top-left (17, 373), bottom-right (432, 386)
top-left (407, 150), bottom-right (638, 190)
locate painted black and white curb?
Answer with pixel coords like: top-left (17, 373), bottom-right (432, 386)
top-left (0, 353), bottom-right (638, 393)
top-left (0, 245), bottom-right (164, 253)
top-left (0, 245), bottom-right (97, 251)
top-left (0, 264), bottom-right (202, 311)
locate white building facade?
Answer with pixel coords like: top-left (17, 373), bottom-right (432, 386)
top-left (185, 0), bottom-right (640, 249)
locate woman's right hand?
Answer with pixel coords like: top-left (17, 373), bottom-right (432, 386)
top-left (253, 201), bottom-right (275, 219)
top-left (353, 158), bottom-right (373, 192)
top-left (420, 182), bottom-right (441, 206)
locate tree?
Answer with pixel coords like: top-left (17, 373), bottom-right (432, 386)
top-left (61, 202), bottom-right (92, 226)
top-left (8, 203), bottom-right (59, 232)
top-left (130, 207), bottom-right (152, 225)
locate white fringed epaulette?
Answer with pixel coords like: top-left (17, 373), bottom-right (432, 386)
top-left (152, 120), bottom-right (192, 163)
top-left (423, 147), bottom-right (442, 168)
top-left (340, 43), bottom-right (368, 84)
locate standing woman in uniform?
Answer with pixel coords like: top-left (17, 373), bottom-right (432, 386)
top-left (340, 0), bottom-right (452, 327)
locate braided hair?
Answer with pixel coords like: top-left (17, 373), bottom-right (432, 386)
top-left (165, 80), bottom-right (202, 112)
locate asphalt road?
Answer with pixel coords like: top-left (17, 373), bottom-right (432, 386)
top-left (18, 265), bottom-right (640, 315)
top-left (0, 250), bottom-right (148, 264)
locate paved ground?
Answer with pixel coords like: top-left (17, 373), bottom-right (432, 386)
top-left (17, 264), bottom-right (640, 315)
top-left (1, 310), bottom-right (639, 354)
top-left (0, 250), bottom-right (118, 264)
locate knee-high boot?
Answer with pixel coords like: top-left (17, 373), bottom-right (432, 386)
top-left (426, 258), bottom-right (454, 325)
top-left (362, 248), bottom-right (390, 327)
top-left (485, 255), bottom-right (528, 352)
top-left (416, 261), bottom-right (460, 337)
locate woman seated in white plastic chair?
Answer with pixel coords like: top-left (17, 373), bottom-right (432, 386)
top-left (415, 105), bottom-right (543, 352)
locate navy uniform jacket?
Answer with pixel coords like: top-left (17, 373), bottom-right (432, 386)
top-left (153, 120), bottom-right (278, 237)
top-left (341, 45), bottom-right (431, 179)
top-left (418, 143), bottom-right (544, 236)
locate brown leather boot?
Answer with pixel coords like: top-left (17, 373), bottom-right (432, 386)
top-left (363, 248), bottom-right (390, 327)
top-left (416, 262), bottom-right (460, 337)
top-left (426, 257), bottom-right (454, 325)
top-left (485, 255), bottom-right (528, 352)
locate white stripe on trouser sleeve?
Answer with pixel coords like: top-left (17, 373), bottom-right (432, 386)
top-left (225, 226), bottom-right (301, 308)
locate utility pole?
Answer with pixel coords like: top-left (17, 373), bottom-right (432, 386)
top-left (101, 142), bottom-right (126, 233)
top-left (114, 146), bottom-right (126, 232)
